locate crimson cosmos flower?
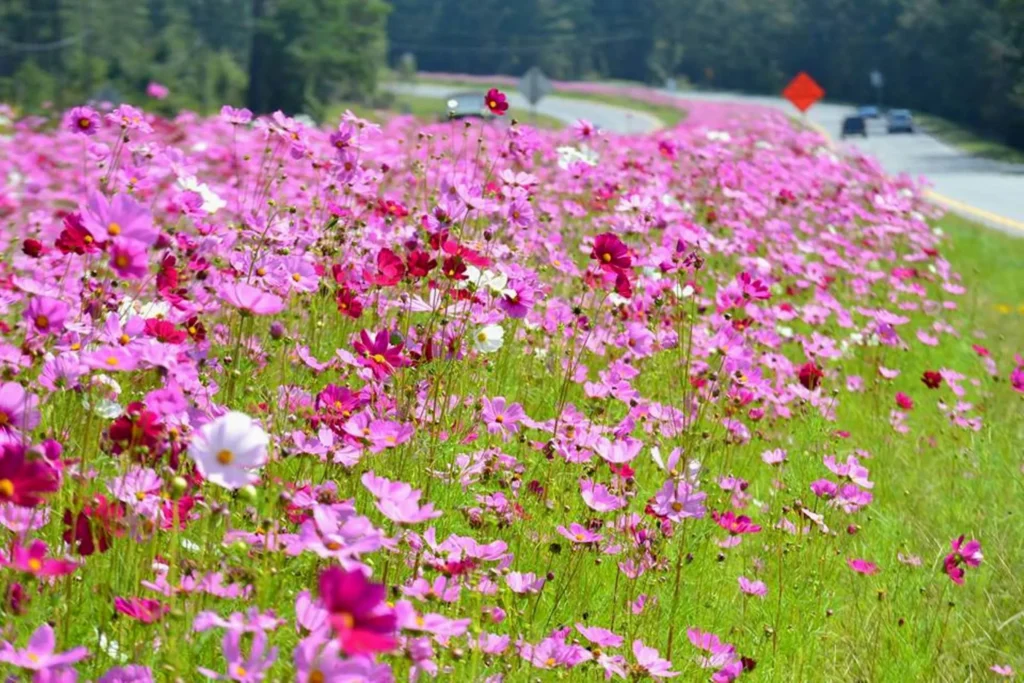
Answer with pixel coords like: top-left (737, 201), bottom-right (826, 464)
top-left (485, 88), bottom-right (508, 116)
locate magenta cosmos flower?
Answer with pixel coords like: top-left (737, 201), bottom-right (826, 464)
top-left (219, 282), bottom-right (285, 316)
top-left (943, 535), bottom-right (982, 585)
top-left (0, 443), bottom-right (59, 508)
top-left (353, 329), bottom-right (407, 380)
top-left (485, 88), bottom-right (508, 116)
top-left (848, 558), bottom-right (879, 575)
top-left (0, 539), bottom-right (78, 577)
top-left (81, 190), bottom-right (158, 246)
top-left (317, 566), bottom-right (397, 656)
top-left (0, 623), bottom-right (88, 671)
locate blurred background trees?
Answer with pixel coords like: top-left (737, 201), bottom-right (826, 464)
top-left (1, 0), bottom-right (1022, 148)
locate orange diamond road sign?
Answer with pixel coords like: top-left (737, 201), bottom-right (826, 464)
top-left (783, 72), bottom-right (825, 113)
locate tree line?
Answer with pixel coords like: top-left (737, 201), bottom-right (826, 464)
top-left (0, 0), bottom-right (389, 119)
top-left (387, 0), bottom-right (1024, 149)
top-left (3, 0), bottom-right (1022, 150)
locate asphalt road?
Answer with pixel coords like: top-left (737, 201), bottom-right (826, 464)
top-left (659, 89), bottom-right (1024, 233)
top-left (385, 82), bottom-right (663, 134)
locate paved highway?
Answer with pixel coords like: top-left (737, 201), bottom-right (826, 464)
top-left (659, 89), bottom-right (1024, 233)
top-left (385, 82), bottom-right (662, 135)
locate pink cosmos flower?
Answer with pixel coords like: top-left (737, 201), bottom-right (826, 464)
top-left (633, 639), bottom-right (678, 679)
top-left (943, 535), bottom-right (982, 585)
top-left (738, 576), bottom-right (767, 597)
top-left (480, 397), bottom-right (525, 438)
top-left (594, 436), bottom-right (643, 464)
top-left (366, 420), bottom-right (415, 453)
top-left (0, 623), bottom-right (88, 671)
top-left (506, 572), bottom-right (545, 594)
top-left (65, 105), bottom-right (100, 135)
top-left (219, 282), bottom-right (285, 316)
top-left (198, 629), bottom-right (278, 681)
top-left (0, 540), bottom-right (78, 577)
top-left (580, 479), bottom-right (626, 512)
top-left (848, 558), bottom-right (879, 575)
top-left (895, 392), bottom-right (914, 410)
top-left (24, 296), bottom-right (69, 336)
top-left (220, 106), bottom-right (253, 125)
top-left (576, 624), bottom-right (623, 648)
top-left (109, 238), bottom-right (150, 279)
top-left (81, 190), bottom-right (157, 245)
top-left (761, 448), bottom-right (787, 465)
top-left (651, 479), bottom-right (706, 522)
top-left (990, 664), bottom-right (1014, 677)
top-left (146, 82), bottom-right (169, 99)
top-left (0, 382), bottom-right (41, 435)
top-left (317, 566), bottom-right (397, 655)
top-left (556, 522), bottom-right (603, 545)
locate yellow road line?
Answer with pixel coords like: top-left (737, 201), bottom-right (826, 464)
top-left (800, 115), bottom-right (1024, 234)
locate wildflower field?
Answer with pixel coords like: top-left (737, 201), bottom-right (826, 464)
top-left (0, 90), bottom-right (1022, 682)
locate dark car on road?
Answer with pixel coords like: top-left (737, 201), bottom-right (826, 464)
top-left (441, 92), bottom-right (495, 122)
top-left (887, 109), bottom-right (915, 134)
top-left (857, 105), bottom-right (880, 119)
top-left (841, 116), bottom-right (867, 139)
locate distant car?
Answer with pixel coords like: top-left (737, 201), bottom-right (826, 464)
top-left (441, 92), bottom-right (495, 122)
top-left (887, 109), bottom-right (915, 134)
top-left (857, 105), bottom-right (880, 119)
top-left (841, 116), bottom-right (867, 138)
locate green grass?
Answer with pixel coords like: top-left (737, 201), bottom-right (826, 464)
top-left (916, 114), bottom-right (1024, 165)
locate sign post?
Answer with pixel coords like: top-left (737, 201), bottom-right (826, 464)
top-left (870, 70), bottom-right (884, 111)
top-left (782, 72), bottom-right (825, 123)
top-left (519, 67), bottom-right (553, 123)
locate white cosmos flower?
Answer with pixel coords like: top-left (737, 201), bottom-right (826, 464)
top-left (177, 175), bottom-right (226, 215)
top-left (556, 145), bottom-right (599, 170)
top-left (188, 411), bottom-right (269, 490)
top-left (706, 130), bottom-right (731, 142)
top-left (473, 324), bottom-right (504, 354)
top-left (463, 266), bottom-right (512, 296)
top-left (118, 298), bottom-right (171, 324)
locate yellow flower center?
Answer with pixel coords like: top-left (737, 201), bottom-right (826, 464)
top-left (28, 653), bottom-right (40, 663)
top-left (216, 449), bottom-right (234, 465)
top-left (234, 666), bottom-right (247, 678)
top-left (70, 342), bottom-right (81, 351)
top-left (28, 558), bottom-right (43, 572)
top-left (78, 117), bottom-right (92, 129)
top-left (477, 332), bottom-right (487, 342)
top-left (188, 326), bottom-right (197, 335)
top-left (106, 355), bottom-right (119, 366)
top-left (371, 354), bottom-right (386, 364)
top-left (337, 612), bottom-right (355, 629)
top-left (325, 540), bottom-right (342, 551)
top-left (0, 478), bottom-right (15, 497)
top-left (545, 657), bottom-right (556, 667)
top-left (291, 273), bottom-right (301, 282)
top-left (384, 436), bottom-right (397, 446)
top-left (671, 501), bottom-right (684, 512)
top-left (114, 254), bottom-right (130, 269)
top-left (602, 252), bottom-right (612, 263)
top-left (34, 315), bottom-right (50, 329)
top-left (494, 415), bottom-right (504, 423)
top-left (309, 671), bottom-right (325, 683)
top-left (256, 267), bottom-right (267, 277)
top-left (575, 533), bottom-right (586, 541)
top-left (119, 334), bottom-right (130, 345)
top-left (108, 222), bottom-right (122, 236)
top-left (83, 235), bottom-right (93, 244)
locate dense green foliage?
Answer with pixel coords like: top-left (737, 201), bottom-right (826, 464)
top-left (0, 0), bottom-right (389, 117)
top-left (388, 0), bottom-right (1024, 148)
